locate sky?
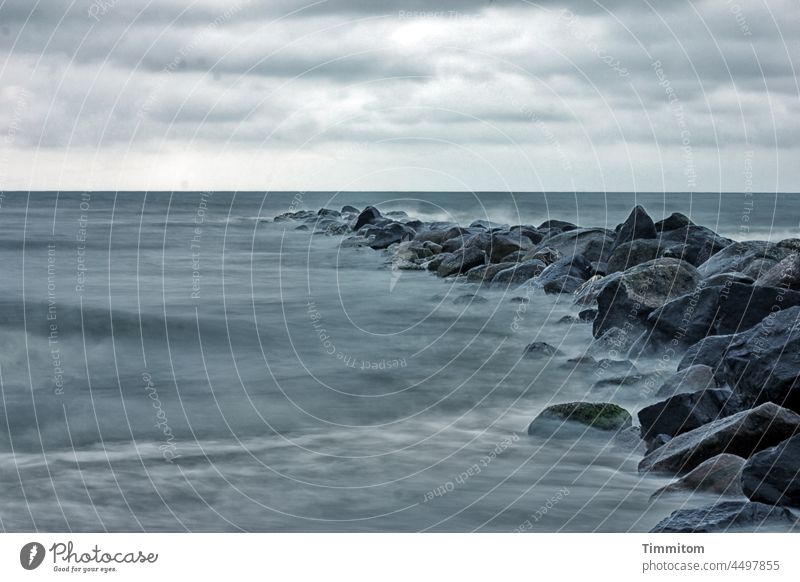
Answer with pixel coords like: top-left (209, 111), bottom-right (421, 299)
top-left (0, 0), bottom-right (797, 192)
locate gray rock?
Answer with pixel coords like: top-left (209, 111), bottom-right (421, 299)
top-left (612, 205), bottom-right (657, 250)
top-left (453, 294), bottom-right (488, 305)
top-left (704, 271), bottom-right (755, 287)
top-left (651, 453), bottom-right (745, 498)
top-left (492, 260), bottom-right (546, 285)
top-left (755, 253), bottom-right (800, 290)
top-left (649, 501), bottom-right (795, 533)
top-left (340, 205), bottom-right (359, 214)
top-left (638, 402), bottom-right (800, 475)
top-left (659, 225), bottom-right (734, 266)
top-left (535, 254), bottom-right (595, 294)
top-left (353, 205), bottom-right (382, 230)
top-left (413, 225), bottom-right (466, 245)
top-left (638, 388), bottom-right (736, 441)
top-left (697, 240), bottom-right (791, 279)
top-left (741, 434), bottom-right (800, 507)
top-left (654, 212), bottom-right (693, 232)
top-left (528, 402), bottom-right (632, 434)
top-left (537, 227), bottom-right (615, 263)
top-left (522, 246), bottom-right (562, 266)
top-left (655, 365), bottom-right (718, 398)
top-left (538, 219), bottom-right (577, 231)
top-left (465, 262), bottom-right (516, 284)
top-left (437, 247), bottom-right (487, 277)
top-left (367, 222), bottom-right (416, 249)
top-left (606, 239), bottom-right (662, 273)
top-left (523, 342), bottom-right (563, 358)
top-left (487, 233), bottom-right (533, 262)
top-left (646, 434), bottom-right (671, 456)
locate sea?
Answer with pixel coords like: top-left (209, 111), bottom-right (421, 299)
top-left (0, 191), bottom-right (797, 532)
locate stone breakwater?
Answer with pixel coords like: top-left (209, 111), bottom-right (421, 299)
top-left (271, 203), bottom-right (800, 533)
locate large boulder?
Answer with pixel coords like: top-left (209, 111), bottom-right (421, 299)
top-left (741, 434), bottom-right (800, 507)
top-left (638, 388), bottom-right (736, 442)
top-left (698, 240), bottom-right (791, 279)
top-left (492, 260), bottom-right (546, 285)
top-left (655, 365), bottom-right (718, 398)
top-left (755, 253), bottom-right (800, 290)
top-left (654, 212), bottom-right (693, 232)
top-left (528, 402), bottom-right (632, 434)
top-left (709, 305), bottom-right (800, 412)
top-left (487, 233), bottom-right (534, 262)
top-left (638, 402), bottom-right (800, 475)
top-left (633, 282), bottom-right (800, 354)
top-left (523, 246), bottom-right (562, 266)
top-left (651, 453), bottom-right (745, 498)
top-left (658, 225), bottom-right (734, 266)
top-left (612, 205), bottom-right (657, 250)
top-left (413, 225), bottom-right (465, 245)
top-left (534, 254), bottom-right (595, 294)
top-left (649, 501), bottom-right (796, 533)
top-left (592, 258), bottom-right (701, 338)
top-left (437, 247), bottom-right (487, 277)
top-left (536, 228), bottom-right (615, 264)
top-left (353, 205), bottom-right (382, 230)
top-left (606, 239), bottom-right (662, 274)
top-left (509, 225), bottom-right (545, 245)
top-left (367, 222), bottom-right (416, 249)
top-left (465, 262), bottom-right (516, 284)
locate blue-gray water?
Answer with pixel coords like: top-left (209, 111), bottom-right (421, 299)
top-left (0, 191), bottom-right (797, 532)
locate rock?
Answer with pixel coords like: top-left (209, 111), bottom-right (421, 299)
top-left (779, 238), bottom-right (800, 252)
top-left (677, 335), bottom-right (735, 374)
top-left (353, 206), bottom-right (382, 230)
top-left (528, 402), bottom-right (632, 434)
top-left (646, 434), bottom-right (671, 456)
top-left (393, 240), bottom-right (438, 263)
top-left (612, 205), bottom-right (657, 250)
top-left (649, 501), bottom-right (795, 533)
top-left (487, 233), bottom-right (533, 263)
top-left (655, 365), bottom-right (718, 398)
top-left (634, 282), bottom-right (800, 354)
top-left (572, 274), bottom-right (605, 306)
top-left (697, 240), bottom-right (791, 279)
top-left (593, 258), bottom-right (701, 338)
top-left (523, 342), bottom-right (563, 358)
top-left (453, 294), bottom-right (488, 305)
top-left (465, 262), bottom-right (516, 284)
top-left (425, 253), bottom-right (452, 272)
top-left (741, 434), bottom-right (800, 507)
top-left (755, 253), bottom-right (800, 290)
top-left (704, 271), bottom-right (755, 287)
top-left (509, 225), bottom-right (544, 245)
top-left (558, 315), bottom-right (580, 324)
top-left (367, 222), bottom-right (416, 249)
top-left (654, 212), bottom-right (693, 232)
top-left (606, 239), bottom-right (662, 273)
top-left (537, 228), bottom-right (615, 263)
top-left (437, 247), bottom-right (487, 277)
top-left (492, 260), bottom-right (546, 285)
top-left (325, 222), bottom-right (350, 235)
top-left (659, 225), bottom-right (734, 266)
top-left (651, 454), bottom-right (745, 498)
top-left (591, 373), bottom-right (644, 391)
top-left (522, 246), bottom-right (562, 266)
top-left (341, 205), bottom-right (359, 214)
top-left (294, 224), bottom-right (310, 231)
top-left (638, 388), bottom-right (736, 442)
top-left (470, 219), bottom-right (506, 230)
top-left (702, 305), bottom-right (800, 412)
top-left (499, 250), bottom-right (527, 263)
top-left (535, 254), bottom-right (595, 294)
top-left (638, 402), bottom-right (800, 475)
top-left (317, 208), bottom-right (341, 218)
top-left (414, 225), bottom-right (466, 246)
top-left (578, 308), bottom-right (597, 322)
top-left (510, 296), bottom-right (529, 304)
top-left (538, 219), bottom-right (577, 231)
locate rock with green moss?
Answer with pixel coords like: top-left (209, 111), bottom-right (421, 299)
top-left (528, 402), bottom-right (632, 435)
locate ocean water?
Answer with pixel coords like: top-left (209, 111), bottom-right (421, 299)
top-left (0, 191), bottom-right (797, 532)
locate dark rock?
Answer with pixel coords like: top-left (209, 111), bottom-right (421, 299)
top-left (535, 254), bottom-right (595, 294)
top-left (613, 205), bottom-right (657, 250)
top-left (638, 402), bottom-right (800, 475)
top-left (453, 294), bottom-right (488, 305)
top-left (492, 260), bottom-right (546, 285)
top-left (294, 224), bottom-right (310, 231)
top-left (779, 238), bottom-right (800, 252)
top-left (655, 365), bottom-right (718, 398)
top-left (704, 271), bottom-right (755, 287)
top-left (523, 246), bottom-right (562, 266)
top-left (606, 239), bottom-right (662, 273)
top-left (538, 219), bottom-right (577, 231)
top-left (509, 225), bottom-right (544, 244)
top-left (414, 225), bottom-right (466, 246)
top-left (499, 250), bottom-right (527, 263)
top-left (523, 342), bottom-right (563, 358)
top-left (318, 208), bottom-right (341, 218)
top-left (699, 305), bottom-right (800, 412)
top-left (741, 434), bottom-right (800, 507)
top-left (593, 258), bottom-right (701, 338)
top-left (638, 388), bottom-right (736, 441)
top-left (437, 247), bottom-right (487, 277)
top-left (649, 501), bottom-right (795, 533)
top-left (537, 228), bottom-right (615, 263)
top-left (591, 373), bottom-right (644, 391)
top-left (755, 253), bottom-right (800, 290)
top-left (697, 240), bottom-right (791, 279)
top-left (659, 225), bottom-right (734, 266)
top-left (404, 219), bottom-right (424, 230)
top-left (651, 454), bottom-right (745, 498)
top-left (425, 253), bottom-right (452, 272)
top-left (634, 282), bottom-right (800, 354)
top-left (470, 219), bottom-right (506, 230)
top-left (646, 434), bottom-right (671, 456)
top-left (341, 205), bottom-right (359, 214)
top-left (353, 205), bottom-right (382, 230)
top-left (367, 222), bottom-right (416, 249)
top-left (510, 296), bottom-right (529, 304)
top-left (677, 335), bottom-right (735, 375)
top-left (465, 262), bottom-right (516, 284)
top-left (558, 315), bottom-right (580, 324)
top-left (487, 233), bottom-right (534, 263)
top-left (578, 308), bottom-right (597, 322)
top-left (655, 212), bottom-right (693, 232)
top-left (528, 402), bottom-right (632, 434)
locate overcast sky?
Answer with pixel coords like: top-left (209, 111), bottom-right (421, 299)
top-left (0, 0), bottom-right (797, 191)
